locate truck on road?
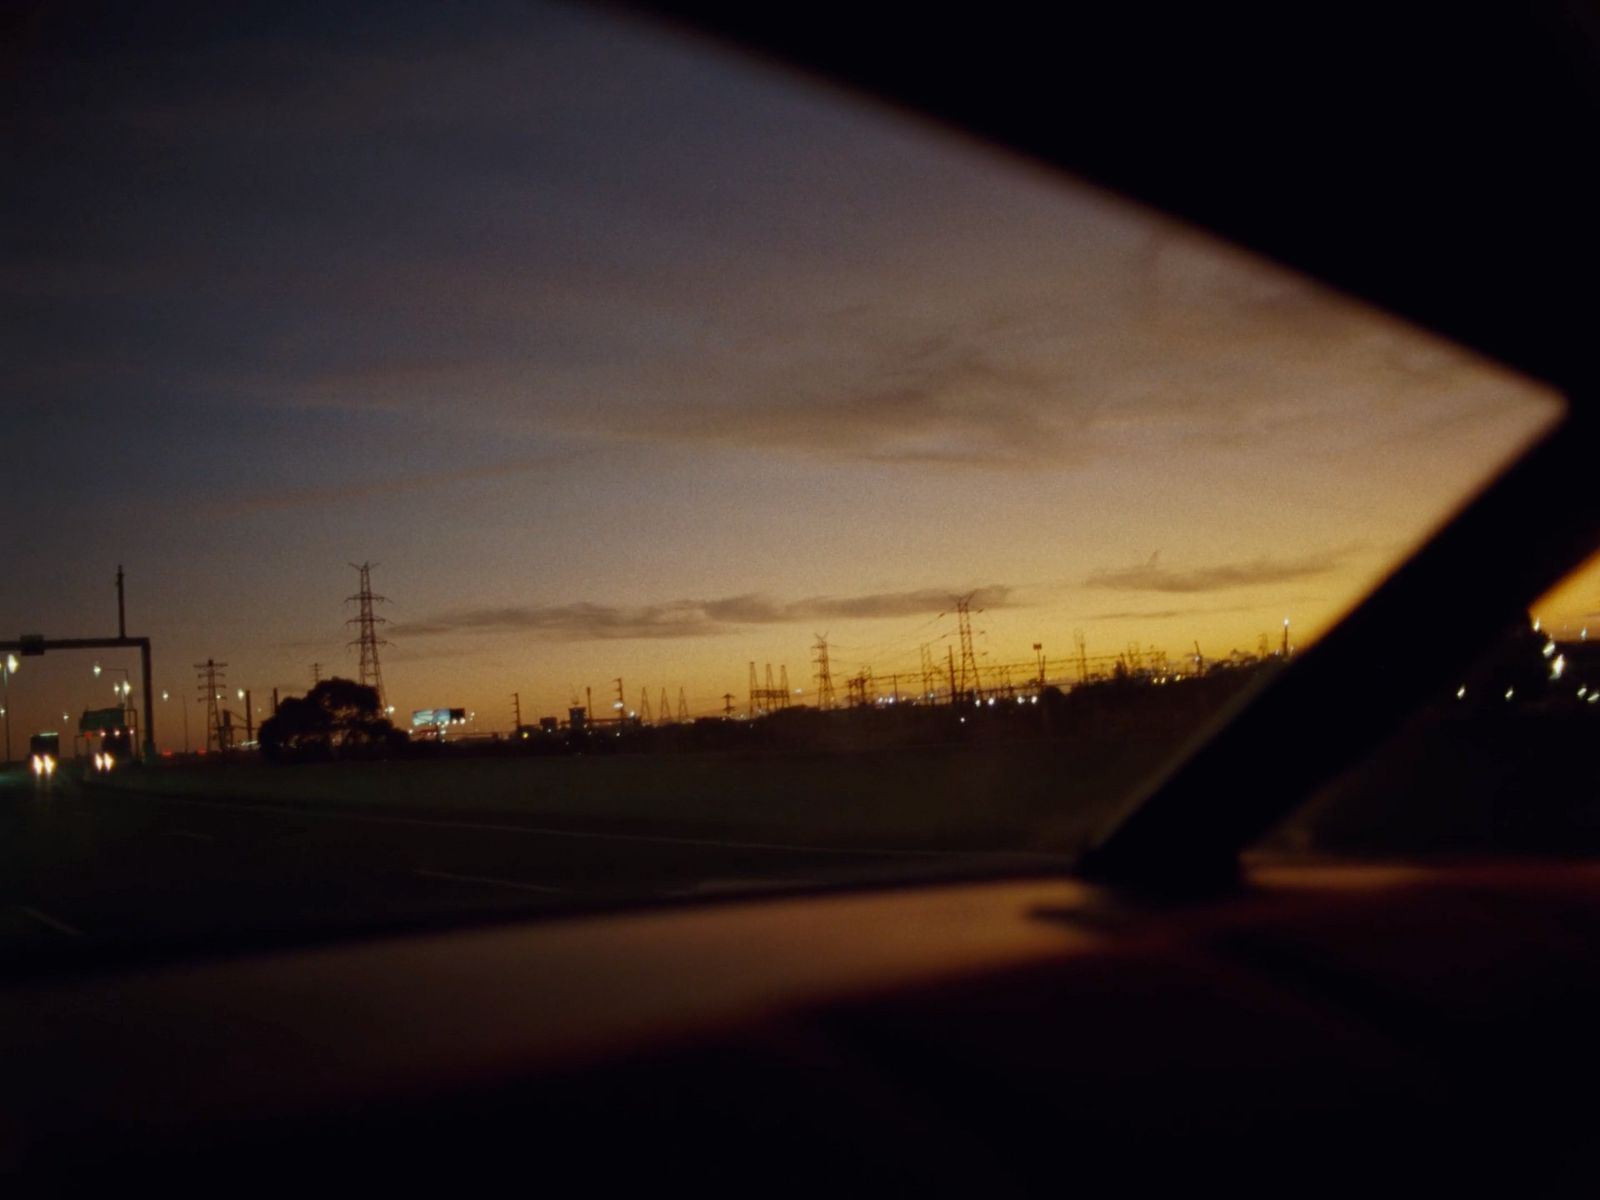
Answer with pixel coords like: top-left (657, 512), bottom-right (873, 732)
top-left (29, 732), bottom-right (59, 778)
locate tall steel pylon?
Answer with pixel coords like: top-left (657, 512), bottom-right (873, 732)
top-left (812, 635), bottom-right (836, 711)
top-left (195, 658), bottom-right (227, 752)
top-left (749, 662), bottom-right (791, 716)
top-left (955, 594), bottom-right (981, 702)
top-left (345, 562), bottom-right (389, 710)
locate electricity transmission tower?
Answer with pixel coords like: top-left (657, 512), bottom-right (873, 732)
top-left (748, 662), bottom-right (791, 716)
top-left (345, 562), bottom-right (389, 711)
top-left (812, 635), bottom-right (836, 711)
top-left (955, 594), bottom-right (981, 702)
top-left (195, 658), bottom-right (227, 752)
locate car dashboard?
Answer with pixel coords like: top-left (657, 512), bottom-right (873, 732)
top-left (5, 861), bottom-right (1599, 1193)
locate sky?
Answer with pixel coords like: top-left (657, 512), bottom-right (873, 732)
top-left (2, 0), bottom-right (1585, 751)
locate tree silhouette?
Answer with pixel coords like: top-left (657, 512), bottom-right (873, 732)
top-left (259, 677), bottom-right (406, 763)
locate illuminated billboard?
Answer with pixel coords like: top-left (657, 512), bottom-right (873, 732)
top-left (411, 708), bottom-right (467, 729)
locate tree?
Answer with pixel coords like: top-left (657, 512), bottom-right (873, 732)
top-left (258, 677), bottom-right (406, 763)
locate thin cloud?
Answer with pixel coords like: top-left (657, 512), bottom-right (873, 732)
top-left (396, 586), bottom-right (1017, 641)
top-left (1085, 551), bottom-right (1343, 594)
top-left (1084, 609), bottom-right (1188, 621)
top-left (613, 342), bottom-right (1085, 469)
top-left (215, 458), bottom-right (568, 515)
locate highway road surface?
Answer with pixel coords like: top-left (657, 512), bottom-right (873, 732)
top-left (0, 764), bottom-right (1063, 971)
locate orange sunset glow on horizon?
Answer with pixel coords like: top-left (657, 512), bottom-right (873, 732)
top-left (3, 1), bottom-right (1578, 746)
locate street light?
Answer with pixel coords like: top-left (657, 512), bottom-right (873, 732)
top-left (2, 653), bottom-right (17, 765)
top-left (162, 689), bottom-right (190, 754)
top-left (96, 663), bottom-right (132, 699)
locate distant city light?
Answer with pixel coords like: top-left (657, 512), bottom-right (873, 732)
top-left (1542, 640), bottom-right (1557, 658)
top-left (1551, 655), bottom-right (1566, 680)
top-left (1505, 688), bottom-right (1515, 701)
top-left (1456, 686), bottom-right (1466, 699)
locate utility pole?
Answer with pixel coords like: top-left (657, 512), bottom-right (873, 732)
top-left (512, 691), bottom-right (522, 731)
top-left (116, 564), bottom-right (126, 639)
top-left (345, 562), bottom-right (389, 710)
top-left (722, 692), bottom-right (735, 718)
top-left (312, 662), bottom-right (322, 685)
top-left (613, 677), bottom-right (626, 723)
top-left (1075, 629), bottom-right (1088, 683)
top-left (1034, 642), bottom-right (1045, 691)
top-left (947, 646), bottom-right (958, 707)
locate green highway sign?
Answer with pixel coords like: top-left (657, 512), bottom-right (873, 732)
top-left (79, 707), bottom-right (126, 732)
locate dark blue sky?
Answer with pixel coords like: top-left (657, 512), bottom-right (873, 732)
top-left (1, 0), bottom-right (1560, 743)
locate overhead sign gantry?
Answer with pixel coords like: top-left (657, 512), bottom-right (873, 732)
top-left (1, 568), bottom-right (157, 763)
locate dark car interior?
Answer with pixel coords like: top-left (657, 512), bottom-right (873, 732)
top-left (5, 2), bottom-right (1600, 1194)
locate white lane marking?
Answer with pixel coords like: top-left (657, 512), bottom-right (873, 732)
top-left (152, 794), bottom-right (1069, 863)
top-left (19, 905), bottom-right (86, 939)
top-left (414, 868), bottom-right (566, 894)
top-left (167, 828), bottom-right (215, 841)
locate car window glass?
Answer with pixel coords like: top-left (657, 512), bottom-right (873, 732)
top-left (1, 0), bottom-right (1565, 961)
